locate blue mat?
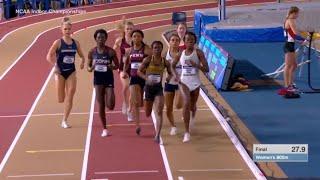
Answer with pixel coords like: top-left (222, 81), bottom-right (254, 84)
top-left (218, 42), bottom-right (320, 178)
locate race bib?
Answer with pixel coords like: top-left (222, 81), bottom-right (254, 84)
top-left (95, 64), bottom-right (107, 72)
top-left (148, 74), bottom-right (161, 83)
top-left (176, 66), bottom-right (182, 75)
top-left (63, 56), bottom-right (75, 64)
top-left (182, 66), bottom-right (197, 75)
top-left (131, 62), bottom-right (141, 69)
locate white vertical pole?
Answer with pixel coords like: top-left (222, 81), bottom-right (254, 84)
top-left (219, 0), bottom-right (226, 21)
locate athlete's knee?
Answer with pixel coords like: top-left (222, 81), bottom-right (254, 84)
top-left (106, 103), bottom-right (115, 110)
top-left (145, 110), bottom-right (152, 117)
top-left (183, 99), bottom-right (191, 107)
top-left (69, 87), bottom-right (76, 95)
top-left (166, 109), bottom-right (173, 117)
top-left (191, 104), bottom-right (197, 112)
top-left (175, 102), bottom-right (183, 109)
top-left (58, 98), bottom-right (64, 103)
top-left (155, 108), bottom-right (163, 116)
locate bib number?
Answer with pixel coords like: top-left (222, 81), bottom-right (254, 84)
top-left (95, 64), bottom-right (108, 72)
top-left (176, 66), bottom-right (182, 75)
top-left (63, 56), bottom-right (75, 64)
top-left (182, 66), bottom-right (196, 75)
top-left (131, 62), bottom-right (141, 70)
top-left (148, 74), bottom-right (161, 84)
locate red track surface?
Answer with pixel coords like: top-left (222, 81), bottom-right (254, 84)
top-left (85, 20), bottom-right (187, 180)
top-left (0, 0), bottom-right (176, 39)
top-left (0, 1), bottom-right (206, 169)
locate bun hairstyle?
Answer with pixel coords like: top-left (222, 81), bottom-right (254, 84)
top-left (115, 16), bottom-right (134, 38)
top-left (286, 6), bottom-right (299, 18)
top-left (61, 16), bottom-right (72, 26)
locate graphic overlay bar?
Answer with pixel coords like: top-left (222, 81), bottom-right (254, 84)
top-left (253, 144), bottom-right (308, 162)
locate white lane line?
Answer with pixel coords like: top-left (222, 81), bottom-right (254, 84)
top-left (151, 111), bottom-right (173, 180)
top-left (0, 108), bottom-right (209, 118)
top-left (26, 149), bottom-right (84, 153)
top-left (80, 89), bottom-right (95, 180)
top-left (94, 170), bottom-right (159, 174)
top-left (199, 89), bottom-right (266, 180)
top-left (0, 26), bottom-right (57, 80)
top-left (0, 26), bottom-right (87, 173)
top-left (0, 12), bottom-right (192, 80)
top-left (7, 173), bottom-right (74, 178)
top-left (161, 22), bottom-right (265, 180)
top-left (0, 68), bottom-right (55, 173)
top-left (178, 176), bottom-right (184, 180)
top-left (178, 168), bottom-right (243, 172)
top-left (0, 0), bottom-right (157, 26)
top-left (79, 22), bottom-right (194, 180)
top-left (0, 0), bottom-right (201, 44)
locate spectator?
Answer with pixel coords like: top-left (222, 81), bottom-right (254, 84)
top-left (51, 0), bottom-right (61, 10)
top-left (0, 0), bottom-right (4, 21)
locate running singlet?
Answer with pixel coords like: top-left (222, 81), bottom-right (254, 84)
top-left (284, 21), bottom-right (296, 42)
top-left (180, 49), bottom-right (201, 91)
top-left (146, 56), bottom-right (166, 85)
top-left (56, 38), bottom-right (77, 73)
top-left (92, 46), bottom-right (114, 85)
top-left (119, 38), bottom-right (131, 72)
top-left (57, 39), bottom-right (77, 72)
top-left (129, 46), bottom-right (147, 77)
top-left (166, 50), bottom-right (181, 85)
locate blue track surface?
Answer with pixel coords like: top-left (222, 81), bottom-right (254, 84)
top-left (218, 42), bottom-right (320, 178)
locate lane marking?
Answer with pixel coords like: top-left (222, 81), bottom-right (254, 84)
top-left (7, 173), bottom-right (74, 178)
top-left (178, 168), bottom-right (243, 172)
top-left (94, 170), bottom-right (159, 174)
top-left (178, 176), bottom-right (184, 180)
top-left (0, 7), bottom-right (195, 80)
top-left (79, 22), bottom-right (193, 180)
top-left (162, 22), bottom-right (266, 180)
top-left (151, 111), bottom-right (173, 180)
top-left (26, 149), bottom-right (84, 153)
top-left (81, 89), bottom-right (96, 180)
top-left (0, 108), bottom-right (210, 118)
top-left (0, 25), bottom-right (91, 173)
top-left (0, 26), bottom-right (57, 80)
top-left (199, 89), bottom-right (266, 180)
top-left (0, 0), bottom-right (172, 26)
top-left (0, 0), bottom-right (203, 44)
top-left (0, 68), bottom-right (55, 173)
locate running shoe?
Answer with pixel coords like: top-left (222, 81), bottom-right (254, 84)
top-left (101, 129), bottom-right (108, 137)
top-left (170, 127), bottom-right (177, 136)
top-left (127, 111), bottom-right (133, 122)
top-left (61, 121), bottom-right (71, 129)
top-left (287, 84), bottom-right (300, 93)
top-left (154, 135), bottom-right (160, 144)
top-left (136, 127), bottom-right (141, 135)
top-left (182, 132), bottom-right (190, 143)
top-left (122, 103), bottom-right (127, 115)
top-left (277, 87), bottom-right (288, 95)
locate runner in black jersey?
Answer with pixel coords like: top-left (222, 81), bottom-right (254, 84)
top-left (122, 29), bottom-right (152, 135)
top-left (46, 17), bottom-right (85, 129)
top-left (88, 29), bottom-right (119, 137)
